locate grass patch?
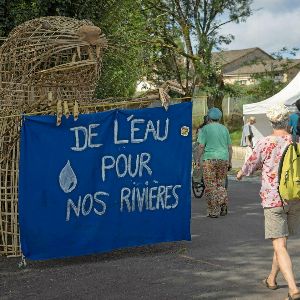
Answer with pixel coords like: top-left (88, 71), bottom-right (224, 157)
top-left (230, 129), bottom-right (242, 146)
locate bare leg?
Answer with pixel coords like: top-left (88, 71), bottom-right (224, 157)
top-left (267, 251), bottom-right (280, 286)
top-left (272, 237), bottom-right (299, 295)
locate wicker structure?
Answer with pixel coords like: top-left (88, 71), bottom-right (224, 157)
top-left (0, 16), bottom-right (108, 256)
top-left (0, 16), bottom-right (185, 257)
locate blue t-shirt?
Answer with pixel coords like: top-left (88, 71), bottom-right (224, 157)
top-left (288, 113), bottom-right (299, 137)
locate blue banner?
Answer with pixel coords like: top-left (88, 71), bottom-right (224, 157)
top-left (19, 102), bottom-right (192, 260)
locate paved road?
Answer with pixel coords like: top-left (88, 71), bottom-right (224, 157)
top-left (232, 158), bottom-right (244, 169)
top-left (1, 180), bottom-right (300, 300)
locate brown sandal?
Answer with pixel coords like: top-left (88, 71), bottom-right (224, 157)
top-left (288, 292), bottom-right (300, 300)
top-left (262, 277), bottom-right (278, 290)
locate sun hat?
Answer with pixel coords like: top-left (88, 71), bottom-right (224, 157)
top-left (266, 104), bottom-right (289, 123)
top-left (207, 107), bottom-right (222, 121)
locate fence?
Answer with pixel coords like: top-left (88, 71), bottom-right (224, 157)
top-left (192, 95), bottom-right (257, 118)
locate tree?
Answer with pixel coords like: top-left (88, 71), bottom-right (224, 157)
top-left (141, 0), bottom-right (253, 110)
top-left (95, 0), bottom-right (150, 98)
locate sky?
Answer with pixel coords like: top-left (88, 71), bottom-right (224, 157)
top-left (220, 0), bottom-right (300, 57)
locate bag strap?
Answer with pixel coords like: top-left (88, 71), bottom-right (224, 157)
top-left (292, 135), bottom-right (300, 155)
top-left (278, 144), bottom-right (292, 206)
top-left (292, 129), bottom-right (299, 146)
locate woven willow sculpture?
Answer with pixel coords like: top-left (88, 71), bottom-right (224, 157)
top-left (0, 16), bottom-right (185, 257)
top-left (0, 16), bottom-right (108, 256)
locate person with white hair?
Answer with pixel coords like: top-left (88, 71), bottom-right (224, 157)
top-left (237, 104), bottom-right (300, 300)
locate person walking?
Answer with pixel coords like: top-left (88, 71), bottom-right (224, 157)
top-left (288, 98), bottom-right (300, 140)
top-left (197, 108), bottom-right (232, 218)
top-left (194, 115), bottom-right (208, 157)
top-left (241, 116), bottom-right (256, 161)
top-left (193, 115), bottom-right (208, 181)
top-left (237, 104), bottom-right (300, 300)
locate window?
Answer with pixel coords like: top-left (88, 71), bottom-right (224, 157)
top-left (236, 80), bottom-right (248, 85)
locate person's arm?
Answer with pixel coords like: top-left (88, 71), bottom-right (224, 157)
top-left (226, 129), bottom-right (233, 169)
top-left (197, 128), bottom-right (206, 164)
top-left (228, 144), bottom-right (233, 169)
top-left (198, 144), bottom-right (205, 160)
top-left (237, 141), bottom-right (263, 180)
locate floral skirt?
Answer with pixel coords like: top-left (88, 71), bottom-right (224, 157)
top-left (203, 159), bottom-right (228, 216)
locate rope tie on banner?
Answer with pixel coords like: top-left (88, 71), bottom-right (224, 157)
top-left (0, 96), bottom-right (193, 119)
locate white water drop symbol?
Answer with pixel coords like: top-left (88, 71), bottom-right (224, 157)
top-left (59, 160), bottom-right (78, 193)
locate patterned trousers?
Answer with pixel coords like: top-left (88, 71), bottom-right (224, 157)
top-left (203, 159), bottom-right (228, 216)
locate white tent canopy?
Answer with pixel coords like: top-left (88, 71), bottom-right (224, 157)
top-left (242, 71), bottom-right (300, 140)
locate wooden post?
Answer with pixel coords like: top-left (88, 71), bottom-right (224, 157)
top-left (227, 96), bottom-right (231, 116)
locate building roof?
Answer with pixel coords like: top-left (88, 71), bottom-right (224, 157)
top-left (212, 47), bottom-right (273, 66)
top-left (224, 59), bottom-right (300, 76)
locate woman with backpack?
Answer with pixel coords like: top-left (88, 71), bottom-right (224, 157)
top-left (237, 104), bottom-right (300, 300)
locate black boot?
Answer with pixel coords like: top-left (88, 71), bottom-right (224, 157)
top-left (207, 214), bottom-right (219, 218)
top-left (220, 204), bottom-right (228, 216)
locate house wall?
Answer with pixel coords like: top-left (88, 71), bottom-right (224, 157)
top-left (223, 49), bottom-right (272, 74)
top-left (223, 74), bottom-right (255, 85)
top-left (287, 65), bottom-right (300, 81)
